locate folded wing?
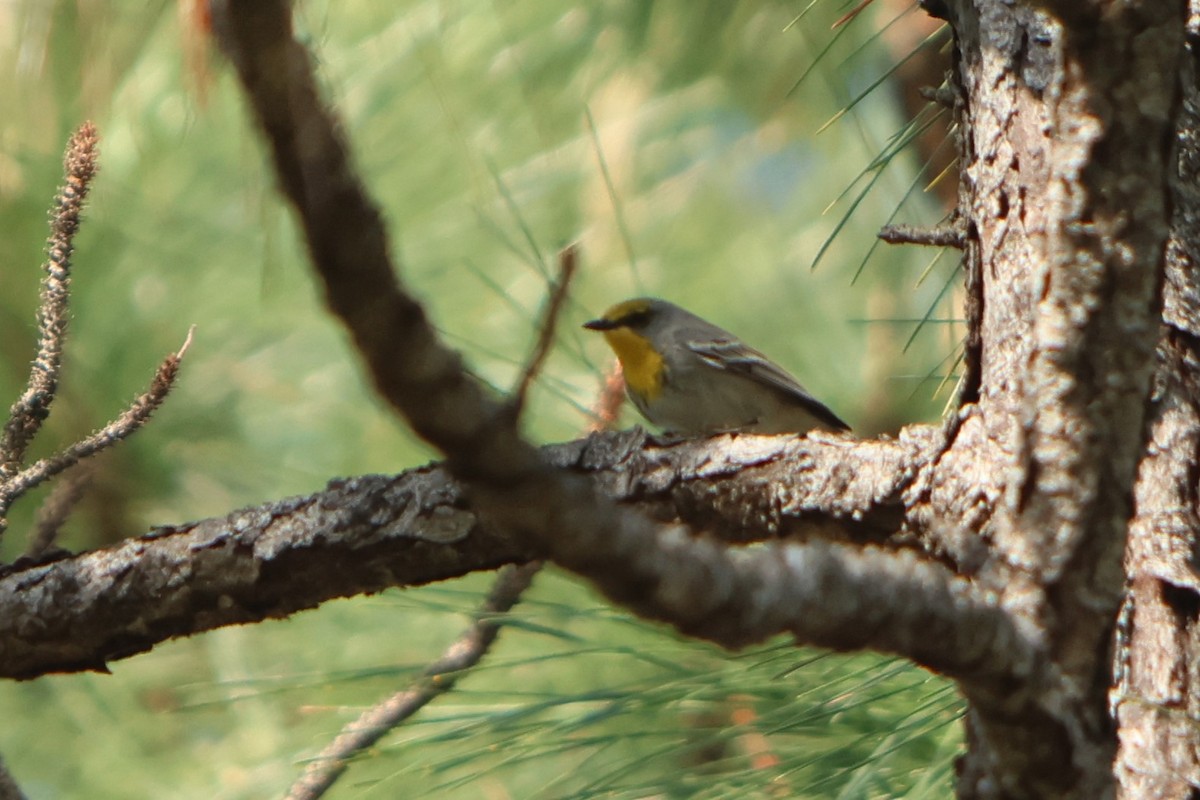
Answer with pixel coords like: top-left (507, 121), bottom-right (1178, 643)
top-left (686, 337), bottom-right (850, 432)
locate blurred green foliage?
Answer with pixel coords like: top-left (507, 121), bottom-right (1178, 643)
top-left (0, 1), bottom-right (962, 797)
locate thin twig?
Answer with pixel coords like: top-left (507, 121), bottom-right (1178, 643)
top-left (1, 123), bottom-right (99, 480)
top-left (0, 328), bottom-right (194, 529)
top-left (878, 217), bottom-right (967, 249)
top-left (283, 561), bottom-right (541, 800)
top-left (26, 461), bottom-right (95, 559)
top-left (509, 243), bottom-right (579, 416)
top-left (919, 82), bottom-right (958, 110)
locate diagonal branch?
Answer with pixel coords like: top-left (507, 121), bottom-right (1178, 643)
top-left (1, 123), bottom-right (99, 483)
top-left (619, 533), bottom-right (1032, 685)
top-left (508, 243), bottom-right (578, 415)
top-left (0, 329), bottom-right (194, 527)
top-left (26, 460), bottom-right (95, 559)
top-left (209, 0), bottom-right (1025, 701)
top-left (283, 561), bottom-right (541, 800)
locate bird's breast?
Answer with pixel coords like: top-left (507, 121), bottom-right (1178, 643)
top-left (602, 328), bottom-right (664, 402)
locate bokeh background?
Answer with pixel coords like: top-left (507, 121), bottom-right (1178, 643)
top-left (0, 1), bottom-right (964, 797)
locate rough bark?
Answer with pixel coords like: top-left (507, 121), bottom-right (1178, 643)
top-left (0, 428), bottom-right (941, 679)
top-left (1112, 6), bottom-right (1200, 796)
top-left (208, 0), bottom-right (1033, 736)
top-left (4, 2), bottom-right (1199, 798)
top-left (943, 2), bottom-right (1184, 797)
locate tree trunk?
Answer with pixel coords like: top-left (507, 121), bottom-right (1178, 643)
top-left (8, 4), bottom-right (1200, 797)
top-left (939, 1), bottom-right (1195, 797)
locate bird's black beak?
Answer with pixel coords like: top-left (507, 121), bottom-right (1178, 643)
top-left (583, 318), bottom-right (617, 331)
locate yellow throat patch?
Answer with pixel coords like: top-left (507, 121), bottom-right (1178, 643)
top-left (602, 327), bottom-right (664, 402)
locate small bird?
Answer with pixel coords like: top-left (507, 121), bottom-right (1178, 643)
top-left (584, 298), bottom-right (849, 436)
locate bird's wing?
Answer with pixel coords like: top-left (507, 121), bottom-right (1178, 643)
top-left (686, 337), bottom-right (850, 431)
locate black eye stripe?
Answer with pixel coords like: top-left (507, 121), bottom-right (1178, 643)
top-left (618, 310), bottom-right (652, 328)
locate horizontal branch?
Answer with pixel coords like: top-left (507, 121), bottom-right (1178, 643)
top-left (0, 429), bottom-right (938, 680)
top-left (878, 219), bottom-right (967, 249)
top-left (0, 468), bottom-right (526, 679)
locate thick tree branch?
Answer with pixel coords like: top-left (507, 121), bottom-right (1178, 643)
top-left (0, 474), bottom-right (1029, 685)
top-left (0, 468), bottom-right (527, 680)
top-left (207, 0), bottom-right (1024, 707)
top-left (582, 517), bottom-right (1033, 684)
top-left (0, 429), bottom-right (937, 680)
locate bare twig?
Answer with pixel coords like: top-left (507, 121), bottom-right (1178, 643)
top-left (919, 82), bottom-right (958, 109)
top-left (509, 243), bottom-right (579, 416)
top-left (0, 126), bottom-right (189, 545)
top-left (26, 461), bottom-right (95, 559)
top-left (878, 217), bottom-right (967, 249)
top-left (1, 123), bottom-right (99, 480)
top-left (0, 328), bottom-right (194, 530)
top-left (283, 561), bottom-right (541, 800)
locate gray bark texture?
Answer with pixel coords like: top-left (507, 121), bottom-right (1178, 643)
top-left (946, 1), bottom-right (1193, 797)
top-left (1, 1), bottom-right (1198, 797)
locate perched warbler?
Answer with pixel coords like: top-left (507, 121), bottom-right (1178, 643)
top-left (584, 297), bottom-right (849, 436)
